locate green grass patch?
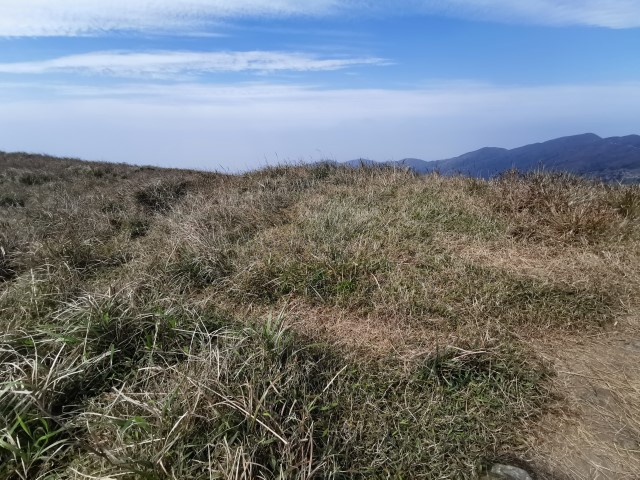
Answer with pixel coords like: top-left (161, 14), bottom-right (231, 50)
top-left (378, 259), bottom-right (615, 330)
top-left (4, 315), bottom-right (550, 479)
top-left (233, 251), bottom-right (387, 307)
top-left (403, 187), bottom-right (505, 241)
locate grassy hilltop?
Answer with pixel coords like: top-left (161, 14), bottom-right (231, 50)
top-left (1, 152), bottom-right (640, 479)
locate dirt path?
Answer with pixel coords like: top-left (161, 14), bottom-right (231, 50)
top-left (530, 314), bottom-right (640, 479)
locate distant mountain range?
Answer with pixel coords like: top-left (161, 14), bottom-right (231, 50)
top-left (343, 133), bottom-right (640, 182)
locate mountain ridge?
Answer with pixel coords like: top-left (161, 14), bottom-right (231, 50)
top-left (345, 133), bottom-right (640, 182)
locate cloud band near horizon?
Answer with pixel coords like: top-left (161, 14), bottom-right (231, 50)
top-left (1, 80), bottom-right (638, 171)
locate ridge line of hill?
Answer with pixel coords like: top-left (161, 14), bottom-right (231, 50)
top-left (343, 133), bottom-right (640, 183)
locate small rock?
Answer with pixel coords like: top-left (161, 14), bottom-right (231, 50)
top-left (482, 464), bottom-right (533, 480)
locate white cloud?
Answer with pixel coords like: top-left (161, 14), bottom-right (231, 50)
top-left (1, 0), bottom-right (639, 36)
top-left (1, 81), bottom-right (638, 170)
top-left (0, 1), bottom-right (339, 36)
top-left (431, 0), bottom-right (640, 29)
top-left (0, 50), bottom-right (385, 77)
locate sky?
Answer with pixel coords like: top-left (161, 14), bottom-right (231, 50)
top-left (1, 1), bottom-right (639, 171)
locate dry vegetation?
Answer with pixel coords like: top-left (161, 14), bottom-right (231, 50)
top-left (1, 152), bottom-right (639, 479)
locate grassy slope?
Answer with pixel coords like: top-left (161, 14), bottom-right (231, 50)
top-left (1, 152), bottom-right (639, 479)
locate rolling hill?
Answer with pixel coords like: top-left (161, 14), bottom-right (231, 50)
top-left (346, 133), bottom-right (640, 182)
top-left (2, 152), bottom-right (640, 478)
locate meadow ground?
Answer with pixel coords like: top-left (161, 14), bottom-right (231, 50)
top-left (1, 152), bottom-right (639, 479)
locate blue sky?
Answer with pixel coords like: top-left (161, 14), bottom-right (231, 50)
top-left (1, 1), bottom-right (639, 171)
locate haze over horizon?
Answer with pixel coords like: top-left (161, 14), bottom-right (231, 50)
top-left (1, 1), bottom-right (639, 171)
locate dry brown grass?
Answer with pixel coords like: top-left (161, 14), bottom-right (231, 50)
top-left (2, 153), bottom-right (640, 478)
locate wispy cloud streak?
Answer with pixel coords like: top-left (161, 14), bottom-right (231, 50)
top-left (432, 0), bottom-right (640, 28)
top-left (1, 0), bottom-right (639, 36)
top-left (0, 50), bottom-right (386, 77)
top-left (0, 1), bottom-right (337, 36)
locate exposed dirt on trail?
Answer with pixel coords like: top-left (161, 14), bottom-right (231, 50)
top-left (529, 314), bottom-right (640, 480)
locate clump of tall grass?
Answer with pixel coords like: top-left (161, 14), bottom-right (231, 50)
top-left (490, 170), bottom-right (640, 244)
top-left (134, 180), bottom-right (190, 213)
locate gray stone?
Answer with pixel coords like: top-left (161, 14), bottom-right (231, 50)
top-left (482, 464), bottom-right (533, 480)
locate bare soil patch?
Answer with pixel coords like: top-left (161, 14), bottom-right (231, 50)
top-left (529, 313), bottom-right (640, 479)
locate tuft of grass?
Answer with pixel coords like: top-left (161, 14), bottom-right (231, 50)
top-left (610, 185), bottom-right (640, 219)
top-left (377, 260), bottom-right (615, 331)
top-left (233, 250), bottom-right (385, 306)
top-left (0, 194), bottom-right (25, 208)
top-left (168, 244), bottom-right (234, 290)
top-left (490, 170), bottom-right (639, 244)
top-left (134, 180), bottom-right (189, 213)
top-left (0, 249), bottom-right (16, 283)
top-left (18, 172), bottom-right (52, 186)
